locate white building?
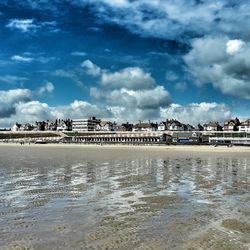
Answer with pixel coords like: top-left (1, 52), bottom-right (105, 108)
top-left (11, 123), bottom-right (21, 131)
top-left (158, 121), bottom-right (167, 131)
top-left (166, 119), bottom-right (185, 131)
top-left (223, 118), bottom-right (240, 131)
top-left (72, 117), bottom-right (100, 131)
top-left (95, 121), bottom-right (114, 131)
top-left (239, 119), bottom-right (250, 132)
top-left (203, 121), bottom-right (222, 131)
top-left (56, 119), bottom-right (72, 131)
top-left (132, 122), bottom-right (158, 132)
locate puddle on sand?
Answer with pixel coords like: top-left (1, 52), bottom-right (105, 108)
top-left (0, 147), bottom-right (249, 249)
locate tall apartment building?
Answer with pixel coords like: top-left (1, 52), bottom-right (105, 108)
top-left (72, 117), bottom-right (100, 131)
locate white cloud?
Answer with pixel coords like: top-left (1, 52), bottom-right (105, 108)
top-left (88, 27), bottom-right (103, 32)
top-left (11, 54), bottom-right (55, 64)
top-left (6, 18), bottom-right (59, 33)
top-left (174, 82), bottom-right (187, 91)
top-left (11, 55), bottom-right (34, 63)
top-left (81, 60), bottom-right (102, 76)
top-left (53, 69), bottom-right (85, 89)
top-left (91, 86), bottom-right (170, 110)
top-left (107, 105), bottom-right (163, 123)
top-left (0, 88), bottom-right (113, 127)
top-left (0, 89), bottom-right (31, 118)
top-left (166, 71), bottom-right (179, 82)
top-left (184, 36), bottom-right (250, 99)
top-left (84, 60), bottom-right (171, 121)
top-left (83, 0), bottom-right (250, 41)
top-left (82, 59), bottom-right (155, 90)
top-left (4, 1), bottom-right (250, 40)
top-left (6, 19), bottom-right (37, 32)
top-left (0, 75), bottom-right (28, 84)
top-left (37, 82), bottom-right (54, 95)
top-left (99, 0), bottom-right (129, 8)
top-left (0, 88), bottom-right (233, 128)
top-left (71, 51), bottom-right (87, 56)
top-left (104, 48), bottom-right (111, 53)
top-left (36, 56), bottom-right (56, 64)
top-left (226, 39), bottom-right (245, 55)
top-left (101, 67), bottom-right (155, 90)
top-left (160, 102), bottom-right (231, 125)
top-left (65, 100), bottom-right (112, 119)
top-left (40, 21), bottom-right (59, 32)
top-left (15, 101), bottom-right (53, 122)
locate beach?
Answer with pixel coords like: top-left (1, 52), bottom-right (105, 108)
top-left (1, 143), bottom-right (250, 161)
top-left (0, 143), bottom-right (249, 249)
top-left (1, 142), bottom-right (250, 152)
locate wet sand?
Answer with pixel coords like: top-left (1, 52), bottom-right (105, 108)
top-left (0, 144), bottom-right (249, 249)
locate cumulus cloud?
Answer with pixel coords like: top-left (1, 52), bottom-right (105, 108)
top-left (82, 59), bottom-right (156, 90)
top-left (91, 86), bottom-right (170, 110)
top-left (24, 101), bottom-right (109, 126)
top-left (37, 82), bottom-right (54, 95)
top-left (58, 100), bottom-right (112, 119)
top-left (184, 36), bottom-right (250, 99)
top-left (160, 102), bottom-right (231, 125)
top-left (81, 60), bottom-right (102, 76)
top-left (0, 89), bottom-right (31, 118)
top-left (85, 60), bottom-right (171, 121)
top-left (0, 88), bottom-right (232, 128)
top-left (226, 39), bottom-right (245, 55)
top-left (0, 88), bottom-right (113, 128)
top-left (101, 67), bottom-right (155, 90)
top-left (108, 105), bottom-right (161, 123)
top-left (13, 100), bottom-right (112, 124)
top-left (15, 101), bottom-right (53, 122)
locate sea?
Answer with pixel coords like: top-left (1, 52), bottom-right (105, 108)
top-left (0, 145), bottom-right (249, 250)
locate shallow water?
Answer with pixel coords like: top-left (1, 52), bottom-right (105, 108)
top-left (0, 146), bottom-right (249, 250)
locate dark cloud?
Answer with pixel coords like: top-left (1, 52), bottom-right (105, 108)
top-left (86, 0), bottom-right (250, 41)
top-left (2, 1), bottom-right (250, 40)
top-left (0, 89), bottom-right (31, 118)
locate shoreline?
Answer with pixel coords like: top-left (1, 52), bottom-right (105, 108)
top-left (1, 142), bottom-right (250, 153)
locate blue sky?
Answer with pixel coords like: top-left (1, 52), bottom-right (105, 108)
top-left (1, 0), bottom-right (250, 127)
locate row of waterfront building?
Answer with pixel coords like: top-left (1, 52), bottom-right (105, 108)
top-left (11, 117), bottom-right (250, 133)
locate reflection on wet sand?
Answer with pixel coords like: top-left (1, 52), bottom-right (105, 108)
top-left (0, 147), bottom-right (249, 249)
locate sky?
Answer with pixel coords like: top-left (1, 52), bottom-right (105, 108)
top-left (1, 0), bottom-right (250, 128)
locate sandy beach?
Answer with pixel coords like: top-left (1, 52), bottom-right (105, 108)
top-left (1, 142), bottom-right (250, 156)
top-left (1, 142), bottom-right (250, 151)
top-left (0, 142), bottom-right (249, 249)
